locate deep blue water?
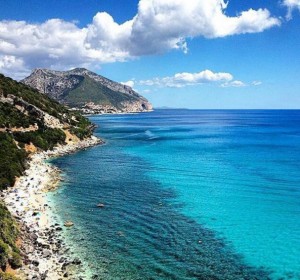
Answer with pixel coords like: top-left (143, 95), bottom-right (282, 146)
top-left (48, 110), bottom-right (300, 279)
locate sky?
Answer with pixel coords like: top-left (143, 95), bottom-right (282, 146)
top-left (0, 0), bottom-right (300, 109)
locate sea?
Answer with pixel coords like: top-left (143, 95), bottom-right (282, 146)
top-left (47, 110), bottom-right (300, 280)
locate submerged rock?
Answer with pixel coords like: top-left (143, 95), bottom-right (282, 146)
top-left (64, 221), bottom-right (74, 227)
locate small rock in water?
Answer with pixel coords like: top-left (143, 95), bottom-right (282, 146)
top-left (64, 221), bottom-right (74, 227)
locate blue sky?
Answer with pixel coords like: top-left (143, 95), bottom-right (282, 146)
top-left (0, 0), bottom-right (300, 109)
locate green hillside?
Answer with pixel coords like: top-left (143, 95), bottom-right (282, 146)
top-left (65, 75), bottom-right (139, 108)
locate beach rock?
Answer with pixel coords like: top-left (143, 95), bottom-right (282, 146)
top-left (72, 257), bottom-right (82, 265)
top-left (59, 257), bottom-right (66, 263)
top-left (30, 233), bottom-right (38, 240)
top-left (42, 243), bottom-right (50, 249)
top-left (43, 249), bottom-right (51, 257)
top-left (41, 271), bottom-right (48, 280)
top-left (61, 262), bottom-right (70, 271)
top-left (32, 260), bottom-right (39, 266)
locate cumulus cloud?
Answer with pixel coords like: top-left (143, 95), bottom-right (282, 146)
top-left (139, 70), bottom-right (234, 88)
top-left (283, 0), bottom-right (300, 19)
top-left (0, 0), bottom-right (280, 79)
top-left (127, 0), bottom-right (280, 55)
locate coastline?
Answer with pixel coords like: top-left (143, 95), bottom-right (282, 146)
top-left (2, 135), bottom-right (103, 279)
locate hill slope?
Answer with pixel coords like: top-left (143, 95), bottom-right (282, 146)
top-left (0, 73), bottom-right (97, 277)
top-left (22, 68), bottom-right (153, 113)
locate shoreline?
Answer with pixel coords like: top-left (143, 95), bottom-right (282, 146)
top-left (2, 135), bottom-right (103, 279)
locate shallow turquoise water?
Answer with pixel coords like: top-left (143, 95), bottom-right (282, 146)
top-left (49, 110), bottom-right (300, 279)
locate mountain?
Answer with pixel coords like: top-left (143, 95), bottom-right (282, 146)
top-left (0, 73), bottom-right (97, 277)
top-left (22, 68), bottom-right (153, 114)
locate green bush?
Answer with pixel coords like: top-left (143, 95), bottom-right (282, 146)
top-left (0, 203), bottom-right (19, 249)
top-left (0, 271), bottom-right (21, 280)
top-left (9, 252), bottom-right (22, 269)
top-left (0, 133), bottom-right (27, 190)
top-left (13, 128), bottom-right (66, 151)
top-left (0, 103), bottom-right (36, 129)
top-left (0, 239), bottom-right (9, 270)
top-left (0, 203), bottom-right (20, 272)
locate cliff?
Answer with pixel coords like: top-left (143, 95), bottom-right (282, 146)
top-left (22, 68), bottom-right (153, 114)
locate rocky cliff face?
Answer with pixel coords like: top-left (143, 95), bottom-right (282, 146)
top-left (22, 68), bottom-right (153, 113)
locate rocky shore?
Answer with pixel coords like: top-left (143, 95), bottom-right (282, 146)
top-left (1, 136), bottom-right (103, 280)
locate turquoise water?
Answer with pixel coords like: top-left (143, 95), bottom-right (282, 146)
top-left (49, 110), bottom-right (300, 279)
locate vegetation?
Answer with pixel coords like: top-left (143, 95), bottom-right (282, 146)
top-left (66, 75), bottom-right (137, 109)
top-left (0, 74), bottom-right (68, 120)
top-left (0, 203), bottom-right (21, 270)
top-left (13, 128), bottom-right (66, 150)
top-left (0, 133), bottom-right (27, 191)
top-left (0, 271), bottom-right (20, 280)
top-left (0, 103), bottom-right (36, 129)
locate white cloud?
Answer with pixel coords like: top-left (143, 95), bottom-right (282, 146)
top-left (121, 80), bottom-right (135, 88)
top-left (221, 80), bottom-right (246, 88)
top-left (139, 70), bottom-right (234, 88)
top-left (252, 81), bottom-right (262, 86)
top-left (137, 71), bottom-right (264, 89)
top-left (283, 0), bottom-right (300, 19)
top-left (0, 0), bottom-right (280, 79)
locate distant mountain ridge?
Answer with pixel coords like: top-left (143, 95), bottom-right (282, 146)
top-left (22, 68), bottom-right (153, 114)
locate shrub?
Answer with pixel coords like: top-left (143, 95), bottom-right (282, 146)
top-left (13, 128), bottom-right (66, 151)
top-left (0, 133), bottom-right (27, 190)
top-left (0, 271), bottom-right (21, 280)
top-left (9, 252), bottom-right (22, 269)
top-left (0, 240), bottom-right (9, 270)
